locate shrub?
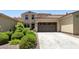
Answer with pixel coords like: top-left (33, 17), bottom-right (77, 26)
top-left (4, 31), bottom-right (13, 36)
top-left (19, 36), bottom-right (35, 49)
top-left (0, 33), bottom-right (9, 45)
top-left (26, 31), bottom-right (36, 37)
top-left (19, 37), bottom-right (29, 49)
top-left (15, 22), bottom-right (25, 32)
top-left (19, 39), bottom-right (35, 49)
top-left (22, 28), bottom-right (30, 35)
top-left (11, 32), bottom-right (24, 39)
top-left (15, 27), bottom-right (24, 32)
top-left (9, 39), bottom-right (20, 45)
top-left (19, 33), bottom-right (37, 49)
top-left (3, 31), bottom-right (13, 40)
top-left (15, 22), bottom-right (24, 29)
top-left (26, 33), bottom-right (36, 44)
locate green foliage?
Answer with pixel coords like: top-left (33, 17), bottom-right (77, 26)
top-left (4, 31), bottom-right (13, 36)
top-left (0, 33), bottom-right (9, 45)
top-left (15, 27), bottom-right (24, 32)
top-left (26, 31), bottom-right (36, 37)
top-left (15, 22), bottom-right (24, 29)
top-left (19, 39), bottom-right (35, 49)
top-left (3, 31), bottom-right (13, 40)
top-left (26, 33), bottom-right (36, 44)
top-left (0, 22), bottom-right (37, 48)
top-left (15, 22), bottom-right (25, 32)
top-left (19, 33), bottom-right (37, 49)
top-left (22, 28), bottom-right (30, 35)
top-left (9, 39), bottom-right (20, 45)
top-left (11, 32), bottom-right (24, 39)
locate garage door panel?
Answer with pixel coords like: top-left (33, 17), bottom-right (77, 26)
top-left (38, 23), bottom-right (57, 32)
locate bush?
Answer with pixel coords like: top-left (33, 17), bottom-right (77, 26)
top-left (4, 31), bottom-right (13, 40)
top-left (9, 39), bottom-right (20, 45)
top-left (15, 22), bottom-right (25, 32)
top-left (15, 22), bottom-right (24, 29)
top-left (19, 39), bottom-right (35, 49)
top-left (22, 28), bottom-right (30, 35)
top-left (19, 36), bottom-right (35, 49)
top-left (4, 31), bottom-right (13, 36)
top-left (0, 33), bottom-right (9, 45)
top-left (15, 27), bottom-right (24, 32)
top-left (26, 33), bottom-right (36, 44)
top-left (19, 33), bottom-right (37, 49)
top-left (26, 31), bottom-right (36, 37)
top-left (11, 32), bottom-right (24, 39)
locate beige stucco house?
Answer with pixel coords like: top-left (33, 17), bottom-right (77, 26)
top-left (21, 11), bottom-right (79, 35)
top-left (0, 11), bottom-right (79, 35)
top-left (0, 13), bottom-right (17, 32)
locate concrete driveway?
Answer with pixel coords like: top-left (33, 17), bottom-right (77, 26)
top-left (38, 32), bottom-right (79, 49)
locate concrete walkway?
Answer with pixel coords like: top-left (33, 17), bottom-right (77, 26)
top-left (0, 44), bottom-right (19, 49)
top-left (38, 32), bottom-right (79, 49)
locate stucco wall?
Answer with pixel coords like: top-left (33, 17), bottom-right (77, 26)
top-left (60, 14), bottom-right (74, 33)
top-left (73, 12), bottom-right (79, 34)
top-left (21, 13), bottom-right (35, 24)
top-left (0, 16), bottom-right (17, 32)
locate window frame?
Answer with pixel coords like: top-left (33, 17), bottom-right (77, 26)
top-left (32, 15), bottom-right (35, 20)
top-left (25, 15), bottom-right (28, 20)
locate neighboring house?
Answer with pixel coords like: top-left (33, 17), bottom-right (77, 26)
top-left (21, 11), bottom-right (79, 35)
top-left (0, 13), bottom-right (17, 32)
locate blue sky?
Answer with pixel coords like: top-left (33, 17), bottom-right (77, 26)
top-left (0, 10), bottom-right (76, 17)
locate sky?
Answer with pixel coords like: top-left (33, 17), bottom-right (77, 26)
top-left (0, 10), bottom-right (76, 17)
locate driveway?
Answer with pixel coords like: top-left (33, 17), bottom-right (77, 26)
top-left (38, 32), bottom-right (79, 49)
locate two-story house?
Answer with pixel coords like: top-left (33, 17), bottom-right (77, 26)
top-left (21, 11), bottom-right (79, 35)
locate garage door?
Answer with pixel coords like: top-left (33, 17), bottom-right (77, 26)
top-left (38, 22), bottom-right (57, 32)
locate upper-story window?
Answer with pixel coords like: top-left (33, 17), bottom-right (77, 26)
top-left (32, 15), bottom-right (35, 20)
top-left (25, 15), bottom-right (28, 20)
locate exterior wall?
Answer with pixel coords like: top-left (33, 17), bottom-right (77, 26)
top-left (21, 12), bottom-right (63, 32)
top-left (60, 14), bottom-right (74, 33)
top-left (21, 11), bottom-right (79, 34)
top-left (73, 12), bottom-right (79, 34)
top-left (35, 18), bottom-right (60, 32)
top-left (21, 13), bottom-right (35, 23)
top-left (21, 13), bottom-right (35, 28)
top-left (0, 16), bottom-right (17, 32)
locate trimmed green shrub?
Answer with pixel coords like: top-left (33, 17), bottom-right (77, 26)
top-left (15, 22), bottom-right (24, 29)
top-left (19, 33), bottom-right (37, 49)
top-left (11, 32), bottom-right (24, 39)
top-left (26, 31), bottom-right (36, 37)
top-left (19, 37), bottom-right (29, 49)
top-left (4, 31), bottom-right (13, 36)
top-left (26, 33), bottom-right (36, 44)
top-left (0, 33), bottom-right (9, 45)
top-left (15, 22), bottom-right (25, 32)
top-left (19, 39), bottom-right (35, 49)
top-left (15, 27), bottom-right (24, 32)
top-left (4, 31), bottom-right (13, 40)
top-left (9, 39), bottom-right (20, 45)
top-left (22, 28), bottom-right (30, 35)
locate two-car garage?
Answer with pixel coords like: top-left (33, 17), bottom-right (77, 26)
top-left (38, 22), bottom-right (57, 32)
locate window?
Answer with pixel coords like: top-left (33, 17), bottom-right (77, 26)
top-left (25, 15), bottom-right (28, 20)
top-left (32, 15), bottom-right (35, 19)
